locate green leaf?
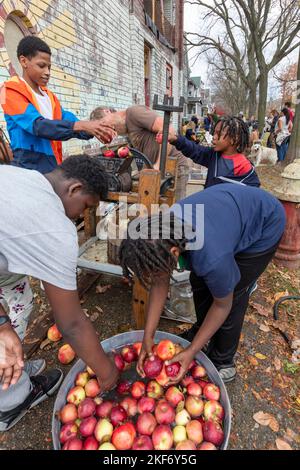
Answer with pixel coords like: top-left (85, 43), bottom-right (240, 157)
top-left (283, 360), bottom-right (300, 375)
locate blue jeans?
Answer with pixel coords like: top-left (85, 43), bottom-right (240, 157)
top-left (276, 142), bottom-right (288, 161)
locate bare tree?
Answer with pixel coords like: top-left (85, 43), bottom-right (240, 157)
top-left (235, 0), bottom-right (300, 130)
top-left (207, 51), bottom-right (248, 114)
top-left (186, 0), bottom-right (300, 129)
top-left (185, 0), bottom-right (259, 117)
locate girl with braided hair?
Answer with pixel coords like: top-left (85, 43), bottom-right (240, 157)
top-left (159, 115), bottom-right (260, 188)
top-left (120, 184), bottom-right (285, 383)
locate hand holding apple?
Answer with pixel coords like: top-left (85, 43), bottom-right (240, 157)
top-left (136, 336), bottom-right (154, 378)
top-left (165, 347), bottom-right (195, 386)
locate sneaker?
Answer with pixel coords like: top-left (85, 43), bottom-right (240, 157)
top-left (217, 366), bottom-right (236, 383)
top-left (248, 281), bottom-right (258, 296)
top-left (24, 359), bottom-right (46, 377)
top-left (0, 368), bottom-right (63, 432)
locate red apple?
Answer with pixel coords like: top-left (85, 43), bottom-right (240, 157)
top-left (78, 398), bottom-right (96, 419)
top-left (121, 345), bottom-right (137, 363)
top-left (155, 365), bottom-right (169, 387)
top-left (143, 356), bottom-right (163, 379)
top-left (131, 381), bottom-right (146, 399)
top-left (175, 440), bottom-right (197, 450)
top-left (185, 395), bottom-right (204, 418)
top-left (62, 437), bottom-right (82, 450)
top-left (94, 418), bottom-right (113, 443)
top-left (137, 396), bottom-right (156, 414)
top-left (181, 376), bottom-right (195, 387)
top-left (165, 386), bottom-right (184, 408)
top-left (155, 400), bottom-right (175, 425)
top-left (103, 149), bottom-right (115, 158)
top-left (203, 400), bottom-right (224, 421)
top-left (198, 441), bottom-right (217, 450)
top-left (117, 380), bottom-right (131, 395)
top-left (60, 423), bottom-right (78, 444)
top-left (202, 420), bottom-right (224, 446)
top-left (187, 382), bottom-right (202, 397)
top-left (133, 342), bottom-right (142, 356)
top-left (120, 397), bottom-right (138, 417)
top-left (96, 401), bottom-right (114, 418)
top-left (47, 324), bottom-right (62, 342)
top-left (111, 422), bottom-right (136, 450)
top-left (165, 362), bottom-right (181, 378)
top-left (114, 354), bottom-right (125, 371)
top-left (156, 339), bottom-right (176, 361)
top-left (146, 380), bottom-right (164, 399)
top-left (156, 133), bottom-right (163, 144)
top-left (79, 416), bottom-right (97, 437)
top-left (110, 405), bottom-right (127, 427)
top-left (59, 403), bottom-right (78, 424)
top-left (188, 360), bottom-right (197, 370)
top-left (203, 383), bottom-right (220, 401)
top-left (198, 379), bottom-right (209, 389)
top-left (152, 425), bottom-right (173, 450)
top-left (83, 436), bottom-right (99, 450)
top-left (75, 371), bottom-right (89, 388)
top-left (136, 412), bottom-right (157, 436)
top-left (186, 420), bottom-right (203, 445)
top-left (117, 146), bottom-right (129, 158)
top-left (132, 435), bottom-right (153, 450)
top-left (191, 365), bottom-right (207, 379)
top-left (67, 386), bottom-right (86, 406)
top-left (58, 344), bottom-right (75, 364)
top-left (85, 379), bottom-right (101, 398)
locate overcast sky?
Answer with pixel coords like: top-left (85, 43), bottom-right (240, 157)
top-left (183, 1), bottom-right (298, 99)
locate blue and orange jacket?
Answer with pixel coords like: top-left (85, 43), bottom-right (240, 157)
top-left (0, 76), bottom-right (91, 173)
top-left (173, 135), bottom-right (260, 188)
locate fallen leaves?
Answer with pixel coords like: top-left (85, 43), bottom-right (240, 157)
top-left (248, 355), bottom-right (259, 366)
top-left (250, 302), bottom-right (272, 317)
top-left (96, 284), bottom-right (112, 294)
top-left (275, 438), bottom-right (293, 450)
top-left (259, 324), bottom-right (270, 332)
top-left (274, 290), bottom-right (289, 303)
top-left (273, 357), bottom-right (282, 371)
top-left (255, 352), bottom-right (267, 360)
top-left (253, 411), bottom-right (279, 432)
top-left (252, 390), bottom-right (262, 400)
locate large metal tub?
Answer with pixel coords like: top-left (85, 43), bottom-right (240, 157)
top-left (52, 331), bottom-right (231, 450)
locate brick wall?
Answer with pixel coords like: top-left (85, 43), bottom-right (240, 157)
top-left (0, 0), bottom-right (184, 156)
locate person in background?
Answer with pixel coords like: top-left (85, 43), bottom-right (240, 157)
top-left (275, 108), bottom-right (293, 162)
top-left (284, 101), bottom-right (295, 123)
top-left (249, 123), bottom-right (260, 147)
top-left (204, 114), bottom-right (212, 132)
top-left (267, 110), bottom-right (280, 148)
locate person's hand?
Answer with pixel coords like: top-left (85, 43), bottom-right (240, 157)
top-left (98, 357), bottom-right (120, 392)
top-left (0, 323), bottom-right (24, 390)
top-left (156, 126), bottom-right (178, 145)
top-left (136, 336), bottom-right (154, 377)
top-left (165, 347), bottom-right (195, 386)
top-left (74, 120), bottom-right (117, 144)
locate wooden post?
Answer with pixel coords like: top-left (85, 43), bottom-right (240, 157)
top-left (84, 207), bottom-right (97, 239)
top-left (132, 169), bottom-right (161, 328)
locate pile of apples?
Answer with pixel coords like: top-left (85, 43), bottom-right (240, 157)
top-left (102, 146), bottom-right (130, 159)
top-left (58, 339), bottom-right (225, 451)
